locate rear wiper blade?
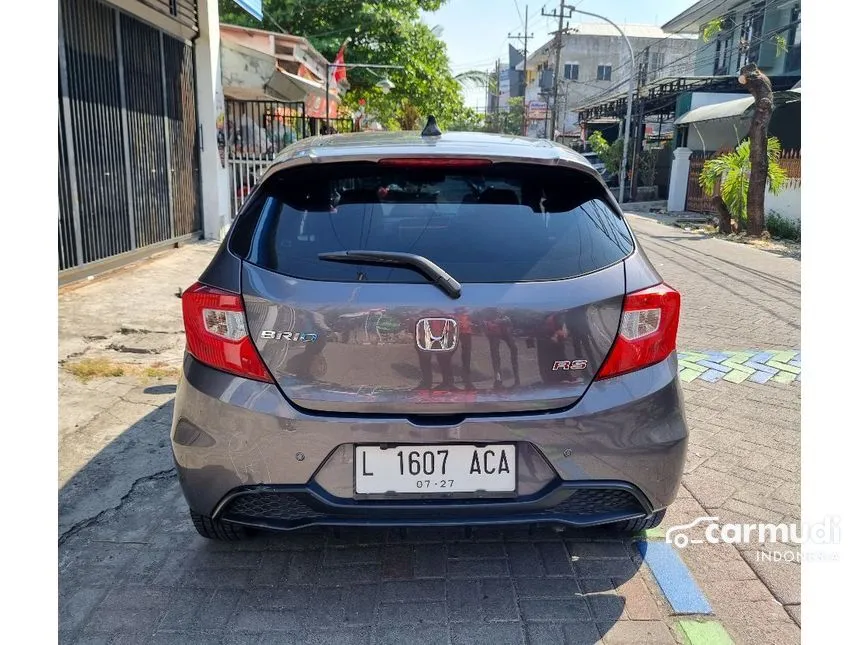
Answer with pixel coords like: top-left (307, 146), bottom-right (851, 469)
top-left (318, 250), bottom-right (462, 299)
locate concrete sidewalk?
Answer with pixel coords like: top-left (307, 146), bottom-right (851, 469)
top-left (59, 241), bottom-right (218, 537)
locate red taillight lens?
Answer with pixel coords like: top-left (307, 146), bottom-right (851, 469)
top-left (181, 282), bottom-right (273, 382)
top-left (378, 158), bottom-right (492, 167)
top-left (596, 283), bottom-right (681, 380)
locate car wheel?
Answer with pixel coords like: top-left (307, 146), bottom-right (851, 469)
top-left (190, 509), bottom-right (251, 541)
top-left (613, 509), bottom-right (666, 534)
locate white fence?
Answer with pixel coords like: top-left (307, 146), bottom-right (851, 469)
top-left (228, 157), bottom-right (273, 216)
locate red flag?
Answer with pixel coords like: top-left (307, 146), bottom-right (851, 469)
top-left (332, 41), bottom-right (347, 84)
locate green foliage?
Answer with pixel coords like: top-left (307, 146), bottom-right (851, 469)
top-left (587, 132), bottom-right (623, 174)
top-left (454, 70), bottom-right (492, 89)
top-left (637, 149), bottom-right (658, 186)
top-left (218, 0), bottom-right (473, 130)
top-left (447, 108), bottom-right (484, 132)
top-left (699, 137), bottom-right (789, 225)
top-left (484, 97), bottom-right (525, 135)
top-left (702, 18), bottom-right (724, 43)
top-left (703, 14), bottom-right (790, 57)
top-left (772, 34), bottom-right (788, 56)
top-left (766, 213), bottom-right (801, 241)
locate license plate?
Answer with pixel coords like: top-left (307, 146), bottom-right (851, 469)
top-left (355, 444), bottom-right (516, 495)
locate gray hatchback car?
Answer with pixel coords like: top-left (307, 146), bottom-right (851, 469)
top-left (172, 124), bottom-right (688, 540)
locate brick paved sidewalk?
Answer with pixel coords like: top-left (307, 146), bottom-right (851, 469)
top-left (629, 215), bottom-right (801, 637)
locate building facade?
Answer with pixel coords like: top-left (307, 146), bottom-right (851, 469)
top-left (58, 0), bottom-right (237, 282)
top-left (520, 24), bottom-right (698, 139)
top-left (663, 0), bottom-right (800, 80)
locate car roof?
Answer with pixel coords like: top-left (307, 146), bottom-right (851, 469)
top-left (269, 130), bottom-right (595, 170)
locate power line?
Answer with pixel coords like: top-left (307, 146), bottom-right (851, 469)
top-left (575, 16), bottom-right (801, 115)
top-left (513, 0), bottom-right (525, 28)
top-left (576, 16), bottom-right (796, 111)
top-left (580, 0), bottom-right (793, 109)
top-left (509, 4), bottom-right (534, 135)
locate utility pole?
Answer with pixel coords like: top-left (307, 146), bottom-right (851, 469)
top-left (508, 5), bottom-right (533, 136)
top-left (630, 46), bottom-right (649, 201)
top-left (566, 6), bottom-right (634, 204)
top-left (495, 58), bottom-right (501, 118)
top-left (543, 0), bottom-right (570, 142)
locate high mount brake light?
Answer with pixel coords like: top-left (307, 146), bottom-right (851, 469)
top-left (181, 282), bottom-right (273, 382)
top-left (596, 283), bottom-right (681, 380)
top-left (378, 158), bottom-right (492, 167)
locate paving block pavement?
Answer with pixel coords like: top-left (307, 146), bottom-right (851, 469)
top-left (59, 214), bottom-right (801, 644)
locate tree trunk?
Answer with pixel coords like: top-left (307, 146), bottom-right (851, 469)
top-left (739, 63), bottom-right (774, 237)
top-left (713, 195), bottom-right (733, 234)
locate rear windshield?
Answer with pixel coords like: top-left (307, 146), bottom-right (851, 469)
top-left (237, 162), bottom-right (633, 283)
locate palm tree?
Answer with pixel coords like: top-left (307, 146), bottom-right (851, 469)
top-left (454, 70), bottom-right (494, 90)
top-left (699, 137), bottom-right (788, 234)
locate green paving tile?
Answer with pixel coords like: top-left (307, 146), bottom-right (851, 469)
top-left (723, 370), bottom-right (751, 383)
top-left (771, 350), bottom-right (799, 363)
top-left (681, 352), bottom-right (710, 362)
top-left (678, 619), bottom-right (734, 645)
top-left (771, 371), bottom-right (797, 384)
top-left (765, 360), bottom-right (801, 374)
top-left (679, 368), bottom-right (701, 382)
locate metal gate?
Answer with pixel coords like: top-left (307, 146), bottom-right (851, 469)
top-left (225, 99), bottom-right (362, 215)
top-left (225, 99), bottom-right (306, 215)
top-left (685, 155), bottom-right (712, 213)
top-left (58, 0), bottom-right (201, 275)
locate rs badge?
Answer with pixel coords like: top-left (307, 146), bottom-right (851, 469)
top-left (552, 360), bottom-right (588, 371)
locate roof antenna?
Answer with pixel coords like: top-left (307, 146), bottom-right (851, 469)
top-left (421, 115), bottom-right (442, 137)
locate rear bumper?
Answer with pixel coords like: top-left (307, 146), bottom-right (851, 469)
top-left (214, 481), bottom-right (652, 532)
top-left (171, 353), bottom-right (688, 521)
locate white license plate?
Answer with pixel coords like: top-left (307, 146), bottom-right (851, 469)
top-left (355, 444), bottom-right (516, 495)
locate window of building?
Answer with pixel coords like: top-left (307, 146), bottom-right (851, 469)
top-left (563, 62), bottom-right (579, 80)
top-left (648, 52), bottom-right (665, 80)
top-left (596, 65), bottom-right (612, 81)
top-left (712, 14), bottom-right (736, 75)
top-left (739, 2), bottom-right (765, 67)
top-left (785, 3), bottom-right (801, 72)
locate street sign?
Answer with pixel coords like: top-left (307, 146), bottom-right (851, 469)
top-left (527, 101), bottom-right (548, 119)
top-left (233, 0), bottom-right (263, 21)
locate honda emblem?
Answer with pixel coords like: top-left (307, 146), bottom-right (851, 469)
top-left (416, 318), bottom-right (458, 351)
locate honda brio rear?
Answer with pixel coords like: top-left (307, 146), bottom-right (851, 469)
top-left (171, 129), bottom-right (688, 540)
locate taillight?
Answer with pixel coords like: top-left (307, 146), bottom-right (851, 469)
top-left (181, 282), bottom-right (273, 382)
top-left (596, 283), bottom-right (681, 380)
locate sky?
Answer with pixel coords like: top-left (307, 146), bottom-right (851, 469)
top-left (422, 0), bottom-right (696, 110)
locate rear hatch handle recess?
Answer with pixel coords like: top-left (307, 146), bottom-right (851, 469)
top-left (318, 250), bottom-right (462, 299)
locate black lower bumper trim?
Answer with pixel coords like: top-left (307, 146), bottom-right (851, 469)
top-left (214, 481), bottom-right (653, 532)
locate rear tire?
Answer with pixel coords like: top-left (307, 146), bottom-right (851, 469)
top-left (190, 509), bottom-right (250, 541)
top-left (614, 509), bottom-right (666, 534)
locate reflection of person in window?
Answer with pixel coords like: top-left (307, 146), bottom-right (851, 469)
top-left (482, 309), bottom-right (520, 389)
top-left (412, 315), bottom-right (457, 391)
top-left (536, 313), bottom-right (573, 384)
top-left (455, 308), bottom-right (475, 390)
top-left (288, 311), bottom-right (329, 379)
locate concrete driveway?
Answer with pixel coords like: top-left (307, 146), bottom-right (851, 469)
top-left (59, 216), bottom-right (801, 644)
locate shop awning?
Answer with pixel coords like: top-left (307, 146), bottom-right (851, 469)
top-left (675, 96), bottom-right (754, 125)
top-left (221, 38), bottom-right (338, 116)
top-left (674, 89), bottom-right (801, 126)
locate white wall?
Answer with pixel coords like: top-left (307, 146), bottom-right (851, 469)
top-left (687, 118), bottom-right (750, 153)
top-left (765, 181), bottom-right (801, 222)
top-left (195, 0), bottom-right (232, 240)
